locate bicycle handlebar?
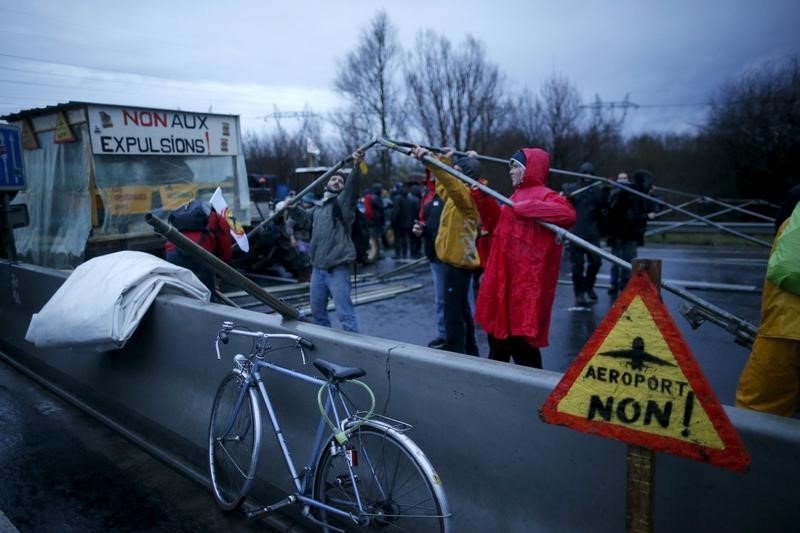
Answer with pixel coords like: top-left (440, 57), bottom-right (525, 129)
top-left (215, 322), bottom-right (314, 363)
top-left (224, 328), bottom-right (313, 346)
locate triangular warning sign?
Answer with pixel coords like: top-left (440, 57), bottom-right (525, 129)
top-left (20, 118), bottom-right (39, 150)
top-left (540, 271), bottom-right (749, 472)
top-left (54, 111), bottom-right (76, 144)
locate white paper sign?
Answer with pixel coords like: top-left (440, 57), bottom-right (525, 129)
top-left (210, 187), bottom-right (249, 253)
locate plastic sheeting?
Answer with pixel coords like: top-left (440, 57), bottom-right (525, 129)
top-left (8, 107), bottom-right (252, 269)
top-left (92, 154), bottom-right (250, 238)
top-left (25, 251), bottom-right (210, 351)
top-left (11, 126), bottom-right (93, 268)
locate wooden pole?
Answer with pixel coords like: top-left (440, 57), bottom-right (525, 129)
top-left (626, 258), bottom-right (661, 533)
top-left (145, 213), bottom-right (300, 319)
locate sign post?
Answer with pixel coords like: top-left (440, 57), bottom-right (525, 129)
top-left (540, 258), bottom-right (750, 531)
top-left (625, 259), bottom-right (661, 533)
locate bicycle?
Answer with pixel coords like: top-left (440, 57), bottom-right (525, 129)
top-left (208, 321), bottom-right (451, 532)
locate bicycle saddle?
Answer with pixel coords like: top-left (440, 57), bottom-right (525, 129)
top-left (313, 359), bottom-right (366, 382)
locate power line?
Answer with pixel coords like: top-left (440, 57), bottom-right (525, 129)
top-left (637, 103), bottom-right (709, 109)
top-left (582, 97), bottom-right (709, 111)
top-left (580, 95), bottom-right (640, 111)
top-left (0, 65), bottom-right (253, 98)
top-left (0, 7), bottom-right (203, 51)
top-left (0, 51), bottom-right (168, 81)
top-left (0, 53), bottom-right (326, 114)
top-left (0, 78), bottom-right (140, 94)
top-left (259, 111), bottom-right (321, 121)
top-left (0, 95), bottom-right (56, 103)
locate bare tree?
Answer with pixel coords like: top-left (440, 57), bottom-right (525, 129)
top-left (405, 31), bottom-right (507, 152)
top-left (704, 55), bottom-right (800, 201)
top-left (333, 11), bottom-right (404, 179)
top-left (242, 111), bottom-right (327, 183)
top-left (329, 107), bottom-right (372, 158)
top-left (405, 31), bottom-right (451, 145)
top-left (539, 74), bottom-right (582, 168)
top-left (242, 130), bottom-right (270, 174)
top-left (579, 94), bottom-right (626, 169)
top-left (513, 89), bottom-right (547, 145)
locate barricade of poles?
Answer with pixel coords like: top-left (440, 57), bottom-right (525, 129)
top-left (387, 139), bottom-right (771, 248)
top-left (378, 138), bottom-right (758, 347)
top-left (151, 137), bottom-right (760, 347)
top-left (647, 187), bottom-right (775, 238)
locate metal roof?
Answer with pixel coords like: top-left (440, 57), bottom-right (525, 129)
top-left (0, 101), bottom-right (82, 121)
top-left (0, 101), bottom-right (241, 122)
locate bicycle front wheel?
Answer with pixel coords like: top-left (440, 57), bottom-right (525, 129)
top-left (313, 423), bottom-right (450, 532)
top-left (208, 372), bottom-right (262, 511)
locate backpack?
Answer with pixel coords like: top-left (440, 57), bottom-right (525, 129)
top-left (169, 200), bottom-right (212, 231)
top-left (333, 201), bottom-right (371, 264)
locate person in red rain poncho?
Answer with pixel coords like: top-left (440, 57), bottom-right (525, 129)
top-left (474, 148), bottom-right (576, 368)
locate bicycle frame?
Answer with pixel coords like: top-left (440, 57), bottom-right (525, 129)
top-left (218, 335), bottom-right (371, 524)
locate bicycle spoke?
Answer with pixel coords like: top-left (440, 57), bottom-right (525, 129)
top-left (216, 441), bottom-right (255, 479)
top-left (313, 425), bottom-right (448, 532)
top-left (208, 373), bottom-right (261, 512)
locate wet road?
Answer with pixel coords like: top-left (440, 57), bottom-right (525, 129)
top-left (0, 360), bottom-right (297, 533)
top-left (358, 244), bottom-right (765, 406)
top-left (0, 243), bottom-right (766, 530)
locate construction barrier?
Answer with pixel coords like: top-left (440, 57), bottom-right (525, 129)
top-left (1, 260), bottom-right (798, 532)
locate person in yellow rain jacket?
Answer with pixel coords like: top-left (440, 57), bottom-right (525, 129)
top-left (736, 203), bottom-right (800, 417)
top-left (412, 146), bottom-right (481, 356)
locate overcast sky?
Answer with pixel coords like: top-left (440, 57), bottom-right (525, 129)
top-left (1, 0), bottom-right (798, 140)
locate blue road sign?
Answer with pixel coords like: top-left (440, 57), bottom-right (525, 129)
top-left (0, 124), bottom-right (26, 192)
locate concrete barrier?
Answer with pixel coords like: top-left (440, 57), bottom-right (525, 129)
top-left (1, 260), bottom-right (798, 532)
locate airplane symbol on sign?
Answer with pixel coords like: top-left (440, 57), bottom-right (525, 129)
top-left (599, 337), bottom-right (675, 370)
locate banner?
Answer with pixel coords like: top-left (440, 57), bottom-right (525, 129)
top-left (87, 105), bottom-right (239, 156)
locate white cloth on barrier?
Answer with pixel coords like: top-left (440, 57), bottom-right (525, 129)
top-left (25, 251), bottom-right (210, 351)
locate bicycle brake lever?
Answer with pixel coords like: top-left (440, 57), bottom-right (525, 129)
top-left (298, 337), bottom-right (314, 349)
top-left (214, 330), bottom-right (230, 360)
top-left (299, 346), bottom-right (307, 365)
top-left (296, 337), bottom-right (312, 365)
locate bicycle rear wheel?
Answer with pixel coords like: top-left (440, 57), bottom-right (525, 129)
top-left (312, 423), bottom-right (450, 532)
top-left (208, 372), bottom-right (262, 511)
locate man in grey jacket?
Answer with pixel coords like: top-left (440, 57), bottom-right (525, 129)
top-left (288, 150), bottom-right (365, 332)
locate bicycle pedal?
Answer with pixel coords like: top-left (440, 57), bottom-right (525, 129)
top-left (246, 507), bottom-right (269, 519)
top-left (245, 495), bottom-right (296, 518)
